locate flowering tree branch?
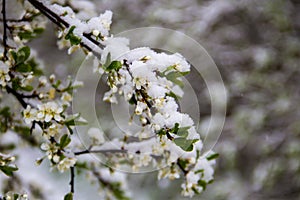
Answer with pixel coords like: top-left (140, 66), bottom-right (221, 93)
top-left (0, 0), bottom-right (219, 199)
top-left (27, 0), bottom-right (104, 52)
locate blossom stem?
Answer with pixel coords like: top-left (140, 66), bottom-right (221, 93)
top-left (1, 0), bottom-right (8, 60)
top-left (74, 149), bottom-right (127, 156)
top-left (70, 166), bottom-right (75, 193)
top-left (177, 159), bottom-right (188, 175)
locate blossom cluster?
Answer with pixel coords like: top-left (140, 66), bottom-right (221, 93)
top-left (93, 35), bottom-right (216, 196)
top-left (0, 0), bottom-right (218, 199)
top-left (42, 1), bottom-right (217, 197)
top-left (1, 192), bottom-right (28, 200)
top-left (23, 102), bottom-right (63, 124)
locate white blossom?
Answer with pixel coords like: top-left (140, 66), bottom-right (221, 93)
top-left (61, 92), bottom-right (72, 105)
top-left (88, 127), bottom-right (105, 145)
top-left (45, 123), bottom-right (61, 138)
top-left (57, 157), bottom-right (77, 173)
top-left (23, 105), bottom-right (37, 124)
top-left (158, 166), bottom-right (180, 180)
top-left (4, 192), bottom-right (28, 200)
top-left (87, 10), bottom-right (113, 37)
top-left (41, 142), bottom-right (59, 160)
top-left (21, 74), bottom-right (34, 87)
top-left (39, 76), bottom-right (48, 86)
top-left (135, 101), bottom-right (147, 115)
top-left (103, 90), bottom-right (118, 103)
top-left (36, 102), bottom-right (63, 122)
top-left (0, 63), bottom-right (10, 87)
top-left (100, 37), bottom-right (130, 64)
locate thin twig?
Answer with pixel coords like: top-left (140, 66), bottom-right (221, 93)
top-left (27, 0), bottom-right (104, 51)
top-left (1, 0), bottom-right (8, 60)
top-left (5, 85), bottom-right (28, 108)
top-left (74, 149), bottom-right (127, 156)
top-left (5, 85), bottom-right (44, 131)
top-left (70, 166), bottom-right (75, 193)
top-left (177, 159), bottom-right (188, 175)
top-left (27, 0), bottom-right (66, 28)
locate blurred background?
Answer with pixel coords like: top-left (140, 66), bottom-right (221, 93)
top-left (2, 0), bottom-right (300, 199)
top-left (92, 0), bottom-right (300, 199)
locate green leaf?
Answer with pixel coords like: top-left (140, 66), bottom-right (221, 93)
top-left (18, 27), bottom-right (44, 40)
top-left (60, 134), bottom-right (71, 149)
top-left (165, 72), bottom-right (184, 88)
top-left (11, 46), bottom-right (31, 65)
top-left (195, 169), bottom-right (204, 174)
top-left (65, 26), bottom-right (81, 45)
top-left (15, 63), bottom-right (32, 73)
top-left (0, 165), bottom-right (18, 176)
top-left (10, 51), bottom-right (18, 62)
top-left (67, 126), bottom-right (73, 135)
top-left (180, 71), bottom-right (190, 76)
top-left (20, 85), bottom-right (34, 92)
top-left (206, 153), bottom-right (219, 161)
top-left (75, 161), bottom-right (88, 175)
top-left (106, 61), bottom-right (122, 72)
top-left (64, 193), bottom-right (73, 200)
top-left (52, 80), bottom-right (62, 89)
top-left (0, 107), bottom-right (10, 117)
top-left (0, 107), bottom-right (11, 133)
top-left (65, 26), bottom-right (76, 40)
top-left (170, 123), bottom-right (179, 134)
top-left (110, 182), bottom-right (131, 200)
top-left (69, 36), bottom-right (81, 46)
top-left (128, 94), bottom-right (137, 105)
top-left (65, 114), bottom-right (87, 127)
top-left (27, 58), bottom-right (43, 76)
top-left (157, 128), bottom-right (166, 136)
top-left (18, 30), bottom-right (35, 40)
top-left (163, 65), bottom-right (176, 74)
top-left (35, 157), bottom-right (44, 166)
top-left (12, 78), bottom-right (20, 90)
top-left (166, 91), bottom-right (179, 100)
top-left (160, 68), bottom-right (189, 88)
top-left (103, 53), bottom-right (111, 69)
top-left (0, 143), bottom-right (16, 151)
top-left (75, 161), bottom-right (88, 169)
top-left (177, 159), bottom-right (189, 170)
top-left (197, 180), bottom-right (207, 190)
top-left (13, 126), bottom-right (31, 136)
top-left (177, 127), bottom-right (190, 137)
top-left (174, 138), bottom-right (198, 152)
top-left (170, 123), bottom-right (190, 137)
top-left (13, 193), bottom-right (19, 200)
top-left (17, 46), bottom-right (31, 63)
top-left (33, 27), bottom-right (44, 35)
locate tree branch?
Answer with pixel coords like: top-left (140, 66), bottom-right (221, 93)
top-left (1, 0), bottom-right (8, 60)
top-left (69, 166), bottom-right (75, 193)
top-left (27, 0), bottom-right (104, 52)
top-left (5, 85), bottom-right (28, 109)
